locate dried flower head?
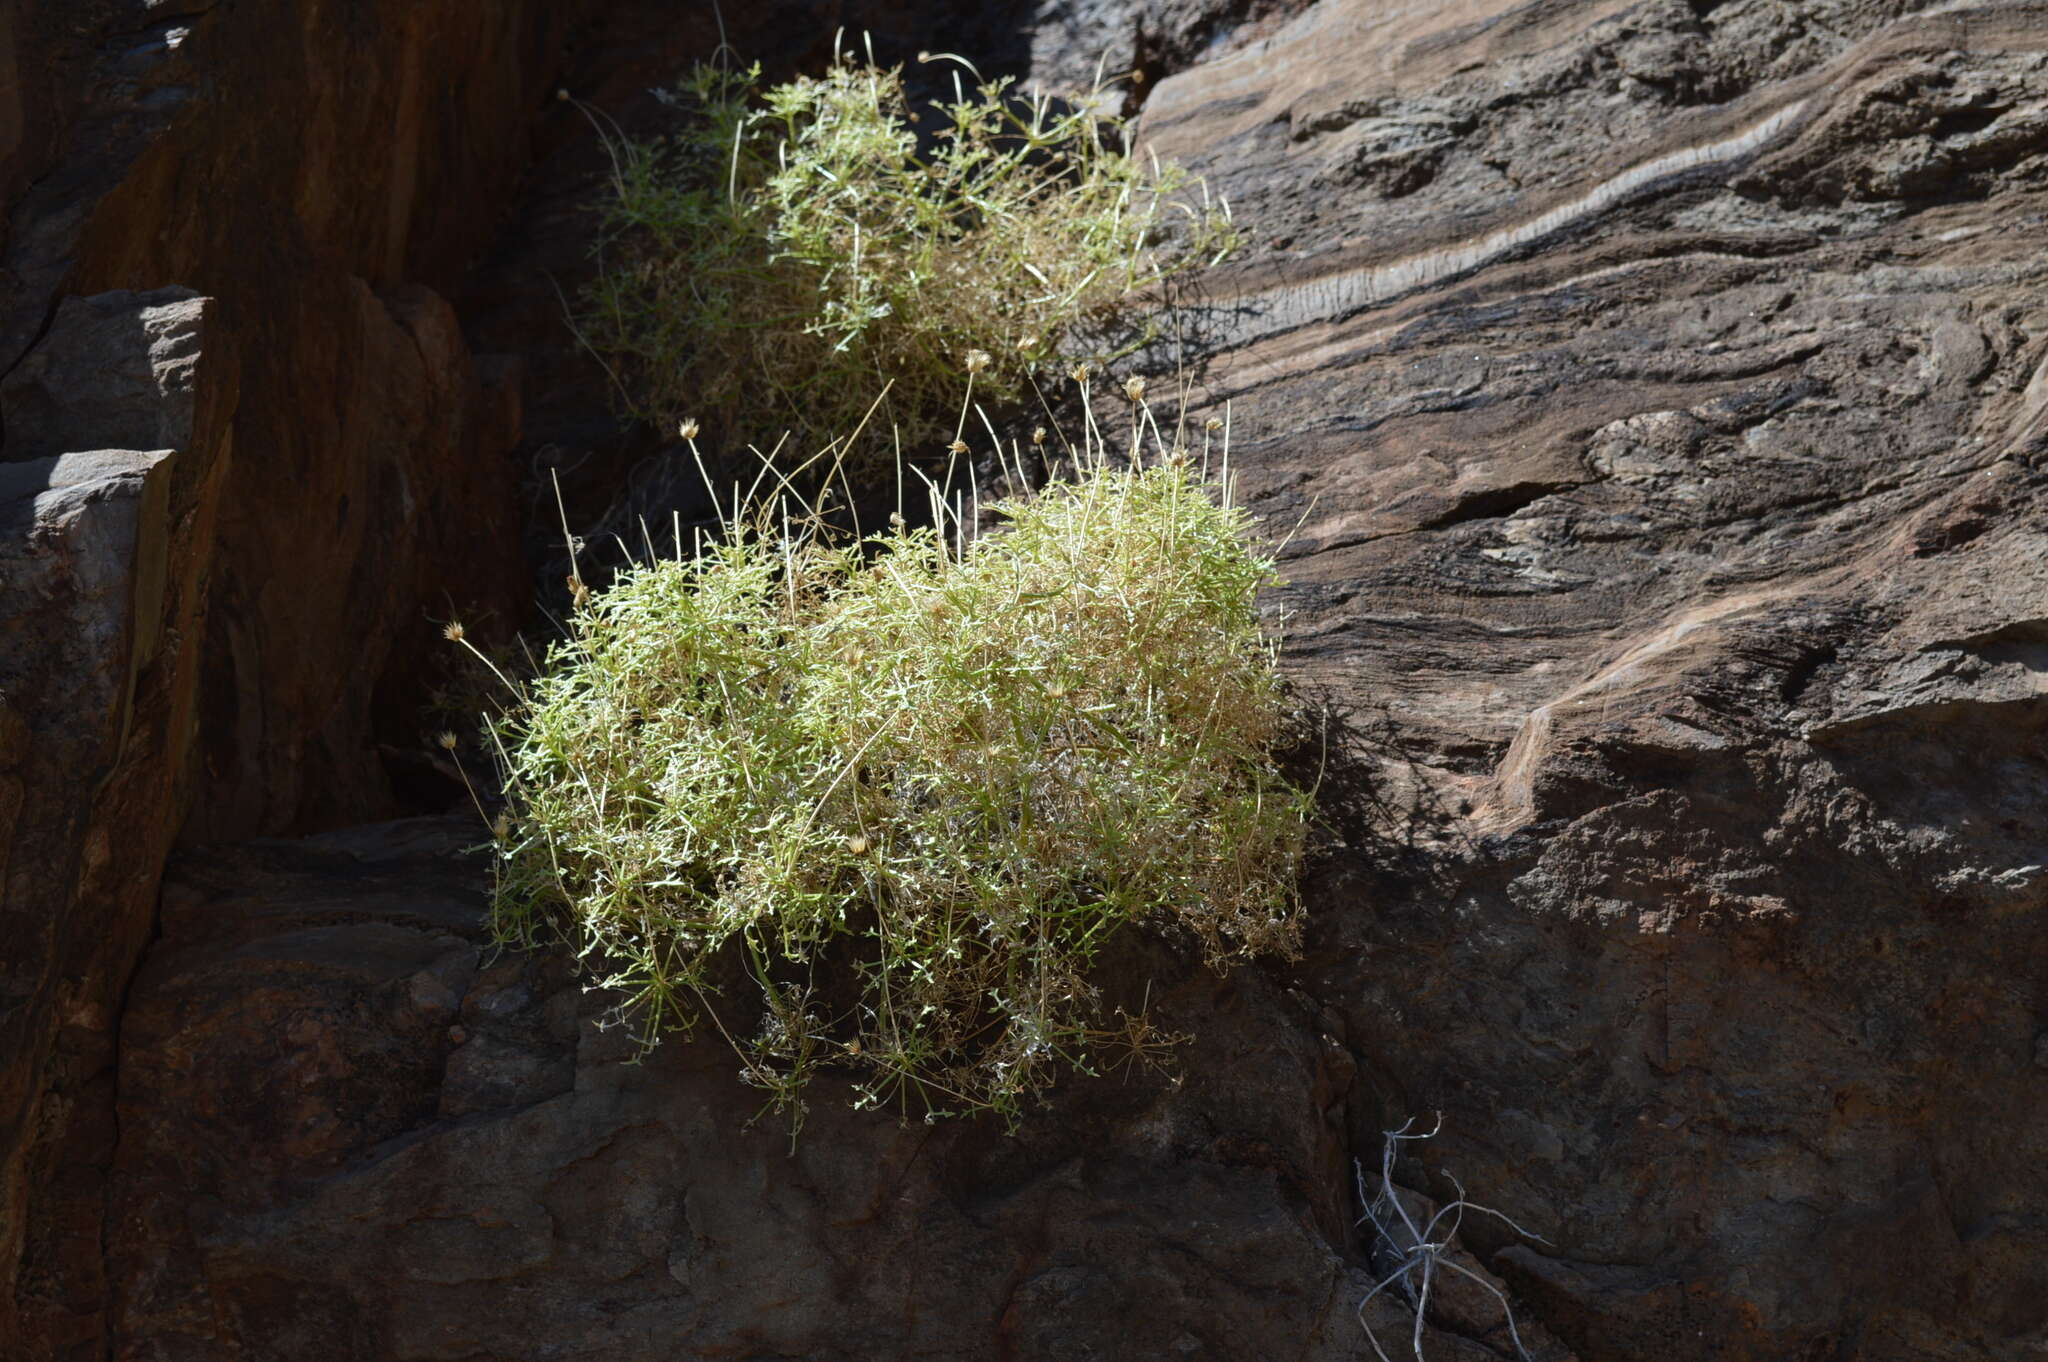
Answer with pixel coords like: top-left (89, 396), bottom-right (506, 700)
top-left (492, 812), bottom-right (512, 840)
top-left (1032, 426), bottom-right (1048, 446)
top-left (1204, 416), bottom-right (1224, 433)
top-left (1068, 362), bottom-right (1090, 385)
top-left (948, 439), bottom-right (969, 455)
top-left (963, 349), bottom-right (992, 375)
top-left (678, 417), bottom-right (701, 441)
top-left (888, 511), bottom-right (907, 531)
top-left (437, 730), bottom-right (460, 751)
top-left (845, 834), bottom-right (871, 855)
top-left (555, 88), bottom-right (570, 103)
top-left (1123, 375), bottom-right (1147, 402)
top-left (442, 621), bottom-right (466, 643)
top-left (568, 576), bottom-right (591, 607)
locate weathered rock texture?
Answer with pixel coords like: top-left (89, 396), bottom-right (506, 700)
top-left (0, 0), bottom-right (573, 838)
top-left (0, 1), bottom-right (585, 1354)
top-left (111, 820), bottom-right (1552, 1362)
top-left (1139, 1), bottom-right (2048, 1354)
top-left (7, 0), bottom-right (2047, 1360)
top-left (0, 287), bottom-right (236, 1360)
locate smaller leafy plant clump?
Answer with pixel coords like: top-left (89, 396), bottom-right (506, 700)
top-left (579, 49), bottom-right (1236, 460)
top-left (479, 400), bottom-right (1308, 1127)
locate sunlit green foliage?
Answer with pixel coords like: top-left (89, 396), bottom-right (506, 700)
top-left (485, 407), bottom-right (1305, 1128)
top-left (579, 52), bottom-right (1236, 460)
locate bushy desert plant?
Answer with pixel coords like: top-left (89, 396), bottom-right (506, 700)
top-left (578, 49), bottom-right (1236, 462)
top-left (476, 396), bottom-right (1306, 1127)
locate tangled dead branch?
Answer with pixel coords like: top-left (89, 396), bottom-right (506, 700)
top-left (1356, 1115), bottom-right (1548, 1362)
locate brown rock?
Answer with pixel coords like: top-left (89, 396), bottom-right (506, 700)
top-left (1139, 0), bottom-right (2048, 1354)
top-left (0, 0), bottom-right (581, 1352)
top-left (102, 819), bottom-right (1505, 1362)
top-left (0, 0), bottom-right (581, 838)
top-left (0, 289), bottom-right (234, 1361)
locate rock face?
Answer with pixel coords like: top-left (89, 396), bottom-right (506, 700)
top-left (0, 287), bottom-right (236, 1361)
top-left (4, 0), bottom-right (571, 839)
top-left (7, 0), bottom-right (2048, 1360)
top-left (112, 820), bottom-right (1543, 1362)
top-left (0, 2), bottom-right (582, 1354)
top-left (1137, 0), bottom-right (2048, 1354)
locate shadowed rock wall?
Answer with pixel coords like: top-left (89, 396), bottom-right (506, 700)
top-left (0, 287), bottom-right (235, 1360)
top-left (0, 2), bottom-right (584, 1354)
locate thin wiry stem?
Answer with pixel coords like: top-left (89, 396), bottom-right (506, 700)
top-left (1355, 1115), bottom-right (1549, 1362)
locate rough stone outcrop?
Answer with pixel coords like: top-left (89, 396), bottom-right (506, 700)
top-left (0, 288), bottom-right (234, 1360)
top-left (1140, 1), bottom-right (2048, 1354)
top-left (11, 0), bottom-right (2048, 1360)
top-left (0, 0), bottom-right (569, 838)
top-left (109, 820), bottom-right (1552, 1362)
top-left (0, 1), bottom-right (582, 1353)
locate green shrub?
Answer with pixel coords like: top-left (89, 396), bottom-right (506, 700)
top-left (481, 403), bottom-right (1307, 1127)
top-left (578, 51), bottom-right (1237, 461)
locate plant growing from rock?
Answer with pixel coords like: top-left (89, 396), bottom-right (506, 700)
top-left (577, 47), bottom-right (1236, 463)
top-left (474, 391), bottom-right (1307, 1127)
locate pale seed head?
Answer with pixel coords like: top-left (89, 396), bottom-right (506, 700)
top-left (1032, 426), bottom-right (1048, 446)
top-left (1123, 375), bottom-right (1146, 402)
top-left (845, 833), bottom-right (870, 855)
top-left (963, 349), bottom-right (992, 375)
top-left (1204, 416), bottom-right (1224, 433)
top-left (678, 417), bottom-right (701, 441)
top-left (948, 438), bottom-right (969, 455)
top-left (1068, 362), bottom-right (1090, 385)
top-left (442, 621), bottom-right (465, 643)
top-left (436, 730), bottom-right (459, 751)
